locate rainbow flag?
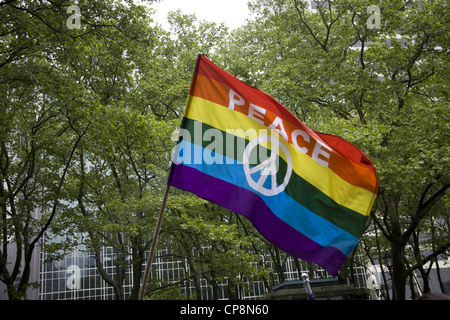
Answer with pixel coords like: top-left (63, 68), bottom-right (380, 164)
top-left (168, 54), bottom-right (379, 275)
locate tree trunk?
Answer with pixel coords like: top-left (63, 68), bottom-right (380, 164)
top-left (392, 243), bottom-right (407, 300)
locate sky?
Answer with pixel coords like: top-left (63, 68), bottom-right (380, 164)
top-left (151, 0), bottom-right (252, 30)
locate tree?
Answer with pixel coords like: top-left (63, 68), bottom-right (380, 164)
top-left (70, 106), bottom-right (174, 300)
top-left (3, 0), bottom-right (447, 301)
top-left (160, 197), bottom-right (270, 300)
top-left (0, 0), bottom-right (160, 299)
top-left (47, 1), bottom-right (171, 300)
top-left (139, 11), bottom-right (272, 300)
top-left (0, 0), bottom-right (91, 299)
top-left (221, 0), bottom-right (449, 299)
top-left (62, 10), bottom-right (231, 300)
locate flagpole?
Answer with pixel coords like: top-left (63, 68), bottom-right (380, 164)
top-left (139, 183), bottom-right (171, 300)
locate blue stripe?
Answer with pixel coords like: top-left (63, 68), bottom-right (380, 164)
top-left (173, 140), bottom-right (359, 256)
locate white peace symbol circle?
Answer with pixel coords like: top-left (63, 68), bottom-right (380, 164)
top-left (243, 135), bottom-right (293, 197)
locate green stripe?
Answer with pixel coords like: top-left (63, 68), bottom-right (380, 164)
top-left (181, 117), bottom-right (368, 238)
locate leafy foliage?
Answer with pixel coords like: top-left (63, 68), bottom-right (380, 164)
top-left (1, 0), bottom-right (448, 300)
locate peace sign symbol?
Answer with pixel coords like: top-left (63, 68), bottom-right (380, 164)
top-left (243, 135), bottom-right (293, 197)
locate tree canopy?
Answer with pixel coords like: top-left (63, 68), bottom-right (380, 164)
top-left (1, 0), bottom-right (448, 300)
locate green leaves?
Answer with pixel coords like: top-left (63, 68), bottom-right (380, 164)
top-left (2, 0), bottom-right (447, 300)
top-left (0, 0), bottom-right (167, 299)
top-left (223, 0), bottom-right (449, 298)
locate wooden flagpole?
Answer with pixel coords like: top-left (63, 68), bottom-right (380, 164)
top-left (139, 183), bottom-right (171, 300)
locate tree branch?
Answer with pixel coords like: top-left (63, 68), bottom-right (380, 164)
top-left (407, 240), bottom-right (450, 274)
top-left (404, 182), bottom-right (450, 240)
top-left (293, 0), bottom-right (328, 52)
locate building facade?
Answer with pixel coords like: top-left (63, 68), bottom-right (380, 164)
top-left (36, 237), bottom-right (371, 300)
top-left (1, 229), bottom-right (447, 300)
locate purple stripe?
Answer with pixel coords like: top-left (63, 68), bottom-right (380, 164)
top-left (168, 163), bottom-right (346, 276)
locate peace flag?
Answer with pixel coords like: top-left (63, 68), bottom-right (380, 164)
top-left (168, 54), bottom-right (379, 275)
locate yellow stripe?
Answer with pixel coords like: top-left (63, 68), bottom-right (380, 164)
top-left (186, 96), bottom-right (376, 216)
